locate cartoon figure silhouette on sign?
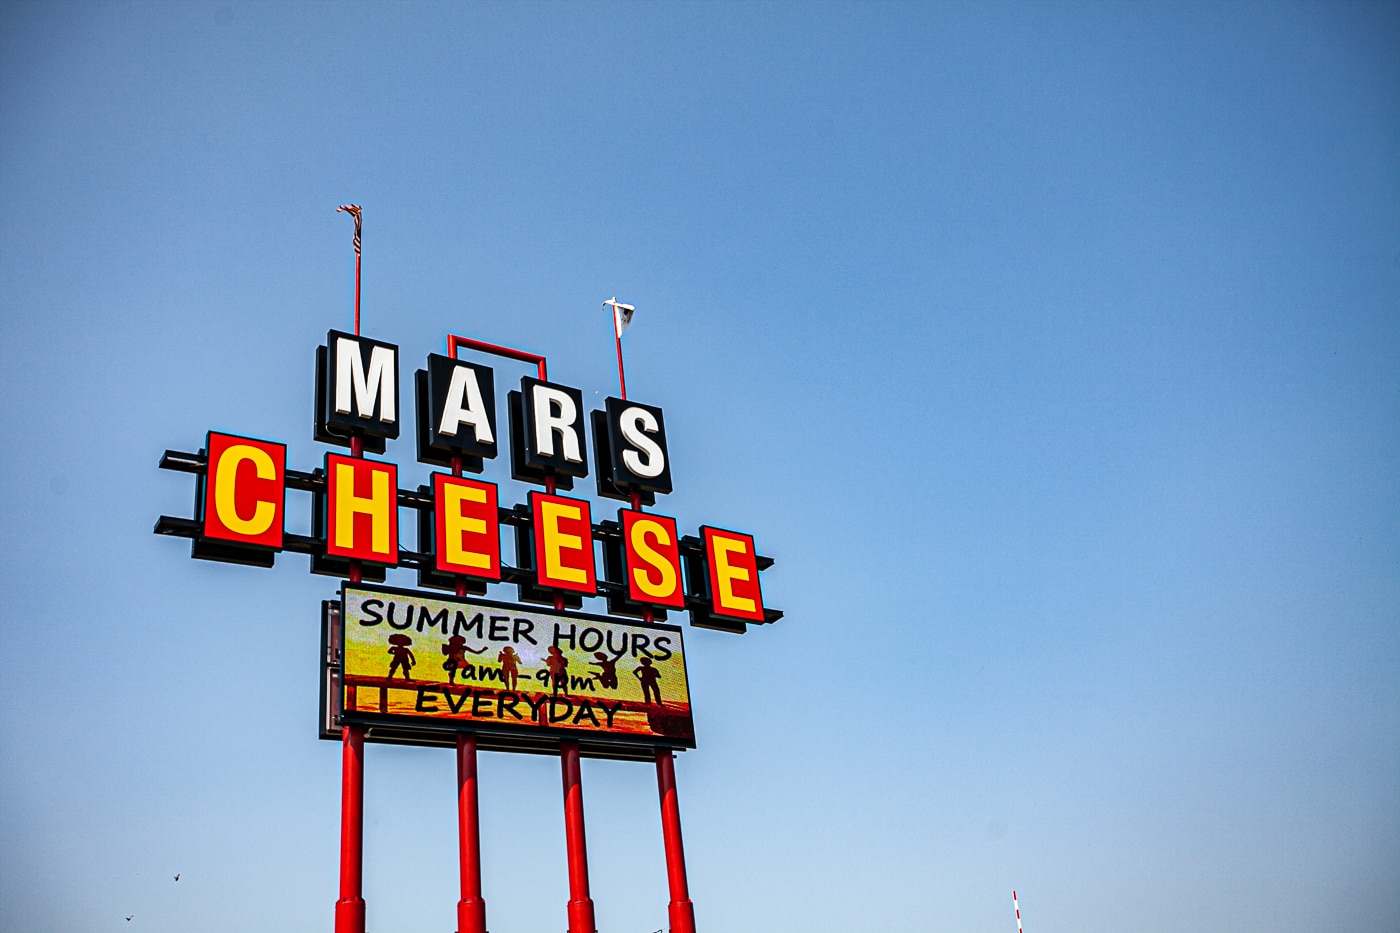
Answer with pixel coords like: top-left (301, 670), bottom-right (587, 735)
top-left (387, 633), bottom-right (416, 680)
top-left (441, 635), bottom-right (468, 683)
top-left (497, 646), bottom-right (521, 691)
top-left (545, 645), bottom-right (570, 696)
top-left (633, 657), bottom-right (662, 705)
top-left (591, 652), bottom-right (619, 689)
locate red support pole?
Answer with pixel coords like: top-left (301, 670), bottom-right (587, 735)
top-left (336, 426), bottom-right (366, 933)
top-left (655, 749), bottom-right (696, 933)
top-left (334, 724), bottom-right (367, 933)
top-left (560, 739), bottom-right (597, 933)
top-left (456, 733), bottom-right (488, 933)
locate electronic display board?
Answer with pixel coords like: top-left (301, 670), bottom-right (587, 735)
top-left (329, 585), bottom-right (694, 758)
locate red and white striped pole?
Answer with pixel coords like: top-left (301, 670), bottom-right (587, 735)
top-left (1013, 890), bottom-right (1024, 933)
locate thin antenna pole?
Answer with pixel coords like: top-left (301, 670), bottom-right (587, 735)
top-left (1014, 890), bottom-right (1024, 933)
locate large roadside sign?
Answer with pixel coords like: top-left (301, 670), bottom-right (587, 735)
top-left (154, 214), bottom-right (785, 933)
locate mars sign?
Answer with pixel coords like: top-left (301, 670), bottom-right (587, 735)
top-left (156, 325), bottom-right (782, 933)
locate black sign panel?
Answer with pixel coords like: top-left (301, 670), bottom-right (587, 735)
top-left (600, 397), bottom-right (672, 495)
top-left (416, 354), bottom-right (497, 468)
top-left (518, 376), bottom-right (588, 478)
top-left (317, 329), bottom-right (400, 443)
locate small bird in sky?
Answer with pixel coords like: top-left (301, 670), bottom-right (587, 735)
top-left (173, 874), bottom-right (180, 881)
top-left (125, 916), bottom-right (133, 922)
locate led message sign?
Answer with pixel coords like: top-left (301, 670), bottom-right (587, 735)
top-left (329, 586), bottom-right (693, 755)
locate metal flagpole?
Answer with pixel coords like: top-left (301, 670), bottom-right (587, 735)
top-left (602, 298), bottom-right (633, 400)
top-left (338, 205), bottom-right (362, 335)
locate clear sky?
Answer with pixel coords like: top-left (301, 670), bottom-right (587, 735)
top-left (1, 3), bottom-right (1397, 932)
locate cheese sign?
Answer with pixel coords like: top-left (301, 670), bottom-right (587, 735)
top-left (339, 585), bottom-right (694, 747)
top-left (160, 330), bottom-right (781, 638)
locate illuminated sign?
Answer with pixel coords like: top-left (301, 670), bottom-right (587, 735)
top-left (202, 431), bottom-right (285, 550)
top-left (432, 474), bottom-right (501, 580)
top-left (325, 454), bottom-right (399, 565)
top-left (529, 491), bottom-right (597, 595)
top-left (621, 510), bottom-right (685, 609)
top-left (701, 526), bottom-right (765, 624)
top-left (333, 586), bottom-right (693, 751)
top-left (158, 330), bottom-right (781, 639)
top-left (417, 354), bottom-right (497, 470)
top-left (158, 327), bottom-right (784, 754)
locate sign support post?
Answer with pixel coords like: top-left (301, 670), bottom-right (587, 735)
top-left (335, 723), bottom-right (367, 933)
top-left (335, 431), bottom-right (368, 933)
top-left (626, 467), bottom-right (697, 933)
top-left (456, 733), bottom-right (488, 933)
top-left (655, 749), bottom-right (697, 933)
top-left (561, 739), bottom-right (598, 933)
top-left (451, 447), bottom-right (490, 933)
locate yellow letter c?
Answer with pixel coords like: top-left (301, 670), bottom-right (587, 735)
top-left (214, 444), bottom-right (277, 536)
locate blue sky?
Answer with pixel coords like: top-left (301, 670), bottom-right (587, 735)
top-left (1, 2), bottom-right (1397, 932)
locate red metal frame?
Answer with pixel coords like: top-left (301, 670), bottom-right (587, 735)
top-left (446, 334), bottom-right (548, 382)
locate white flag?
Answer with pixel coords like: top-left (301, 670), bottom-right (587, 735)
top-left (605, 299), bottom-right (635, 339)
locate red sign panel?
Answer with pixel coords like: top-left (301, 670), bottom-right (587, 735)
top-left (434, 473), bottom-right (501, 580)
top-left (622, 510), bottom-right (685, 608)
top-left (202, 431), bottom-right (285, 549)
top-left (702, 526), bottom-right (765, 622)
top-left (325, 453), bottom-right (399, 565)
top-left (529, 492), bottom-right (596, 595)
